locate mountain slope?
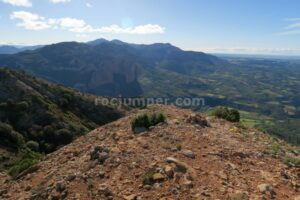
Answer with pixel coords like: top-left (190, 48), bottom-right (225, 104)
top-left (0, 105), bottom-right (299, 199)
top-left (0, 68), bottom-right (123, 175)
top-left (0, 46), bottom-right (20, 54)
top-left (0, 40), bottom-right (222, 96)
top-left (0, 45), bottom-right (43, 55)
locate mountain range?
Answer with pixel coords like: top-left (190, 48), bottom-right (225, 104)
top-left (0, 45), bottom-right (43, 55)
top-left (0, 39), bottom-right (223, 97)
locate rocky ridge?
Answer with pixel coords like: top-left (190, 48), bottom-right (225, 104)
top-left (0, 105), bottom-right (300, 200)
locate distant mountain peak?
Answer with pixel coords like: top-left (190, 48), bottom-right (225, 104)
top-left (87, 38), bottom-right (110, 46)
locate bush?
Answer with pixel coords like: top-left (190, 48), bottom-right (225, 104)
top-left (0, 122), bottom-right (13, 136)
top-left (149, 113), bottom-right (166, 125)
top-left (131, 113), bottom-right (166, 132)
top-left (10, 131), bottom-right (25, 146)
top-left (8, 148), bottom-right (41, 177)
top-left (284, 156), bottom-right (300, 167)
top-left (15, 101), bottom-right (29, 110)
top-left (143, 169), bottom-right (155, 185)
top-left (54, 128), bottom-right (73, 144)
top-left (213, 107), bottom-right (240, 122)
top-left (176, 143), bottom-right (182, 151)
top-left (0, 122), bottom-right (24, 146)
top-left (26, 141), bottom-right (40, 152)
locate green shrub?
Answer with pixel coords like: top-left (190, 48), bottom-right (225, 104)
top-left (227, 109), bottom-right (240, 122)
top-left (131, 114), bottom-right (150, 131)
top-left (0, 122), bottom-right (13, 136)
top-left (149, 113), bottom-right (166, 125)
top-left (54, 128), bottom-right (73, 144)
top-left (15, 101), bottom-right (29, 110)
top-left (143, 169), bottom-right (155, 185)
top-left (0, 122), bottom-right (25, 146)
top-left (284, 156), bottom-right (300, 167)
top-left (176, 143), bottom-right (182, 151)
top-left (10, 131), bottom-right (25, 146)
top-left (213, 107), bottom-right (240, 122)
top-left (8, 148), bottom-right (41, 177)
top-left (41, 142), bottom-right (55, 153)
top-left (26, 141), bottom-right (39, 152)
top-left (131, 113), bottom-right (166, 132)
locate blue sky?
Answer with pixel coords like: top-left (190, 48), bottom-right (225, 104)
top-left (1, 0), bottom-right (300, 55)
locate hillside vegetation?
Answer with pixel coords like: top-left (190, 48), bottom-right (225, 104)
top-left (0, 68), bottom-right (122, 175)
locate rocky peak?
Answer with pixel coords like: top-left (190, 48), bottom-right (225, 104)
top-left (0, 105), bottom-right (300, 199)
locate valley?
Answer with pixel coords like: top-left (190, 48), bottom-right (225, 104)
top-left (1, 39), bottom-right (299, 144)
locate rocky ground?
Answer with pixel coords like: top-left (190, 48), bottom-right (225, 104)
top-left (0, 105), bottom-right (300, 200)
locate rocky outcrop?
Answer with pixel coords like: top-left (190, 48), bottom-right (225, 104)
top-left (0, 105), bottom-right (300, 199)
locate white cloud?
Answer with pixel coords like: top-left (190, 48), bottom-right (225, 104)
top-left (281, 17), bottom-right (300, 34)
top-left (10, 11), bottom-right (50, 30)
top-left (59, 18), bottom-right (86, 28)
top-left (10, 11), bottom-right (165, 34)
top-left (286, 18), bottom-right (300, 21)
top-left (50, 0), bottom-right (71, 3)
top-left (2, 0), bottom-right (32, 7)
top-left (286, 22), bottom-right (300, 29)
top-left (86, 3), bottom-right (92, 8)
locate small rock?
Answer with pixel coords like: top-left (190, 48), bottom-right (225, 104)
top-left (99, 171), bottom-right (106, 178)
top-left (153, 173), bottom-right (165, 181)
top-left (98, 184), bottom-right (112, 197)
top-left (144, 185), bottom-right (151, 190)
top-left (182, 150), bottom-right (196, 159)
top-left (280, 170), bottom-right (289, 179)
top-left (25, 185), bottom-right (32, 191)
top-left (258, 183), bottom-right (272, 193)
top-left (124, 194), bottom-right (138, 200)
top-left (56, 182), bottom-right (66, 192)
top-left (90, 146), bottom-right (110, 164)
top-left (133, 127), bottom-right (148, 134)
top-left (164, 165), bottom-right (174, 178)
top-left (229, 191), bottom-right (249, 200)
top-left (165, 157), bottom-right (197, 180)
top-left (183, 180), bottom-right (193, 189)
top-left (98, 152), bottom-right (109, 164)
top-left (132, 162), bottom-right (139, 168)
top-left (257, 183), bottom-right (276, 197)
top-left (170, 185), bottom-right (180, 195)
top-left (185, 113), bottom-right (209, 127)
top-left (66, 174), bottom-right (76, 182)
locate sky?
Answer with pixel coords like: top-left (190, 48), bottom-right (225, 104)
top-left (1, 0), bottom-right (300, 55)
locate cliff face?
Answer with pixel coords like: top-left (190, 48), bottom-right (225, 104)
top-left (1, 105), bottom-right (299, 200)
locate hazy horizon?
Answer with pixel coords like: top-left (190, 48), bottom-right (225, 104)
top-left (1, 0), bottom-right (300, 55)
